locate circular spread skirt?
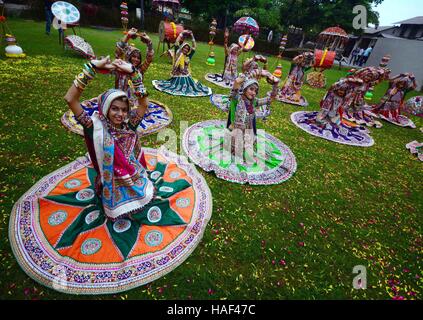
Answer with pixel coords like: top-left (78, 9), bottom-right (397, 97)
top-left (61, 98), bottom-right (173, 137)
top-left (182, 120), bottom-right (297, 185)
top-left (291, 111), bottom-right (375, 147)
top-left (9, 148), bottom-right (212, 294)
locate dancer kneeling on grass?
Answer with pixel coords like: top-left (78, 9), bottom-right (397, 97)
top-left (315, 78), bottom-right (364, 127)
top-left (342, 60), bottom-right (391, 128)
top-left (152, 30), bottom-right (212, 97)
top-left (114, 28), bottom-right (154, 106)
top-left (65, 57), bottom-right (155, 218)
top-left (221, 34), bottom-right (244, 86)
top-left (9, 56), bottom-right (212, 294)
top-left (205, 29), bottom-right (247, 89)
top-left (276, 52), bottom-right (314, 107)
top-left (290, 76), bottom-right (375, 147)
top-left (242, 54), bottom-right (268, 77)
top-left (183, 69), bottom-right (298, 185)
top-left (210, 55), bottom-right (270, 119)
top-left (226, 70), bottom-right (278, 155)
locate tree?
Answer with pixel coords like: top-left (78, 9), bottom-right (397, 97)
top-left (182, 0), bottom-right (384, 36)
top-left (181, 0), bottom-right (246, 27)
top-left (234, 0), bottom-right (283, 31)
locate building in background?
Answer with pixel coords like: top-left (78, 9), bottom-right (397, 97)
top-left (346, 16), bottom-right (423, 90)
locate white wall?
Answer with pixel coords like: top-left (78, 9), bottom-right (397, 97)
top-left (365, 38), bottom-right (423, 91)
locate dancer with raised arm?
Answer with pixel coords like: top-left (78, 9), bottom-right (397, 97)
top-left (10, 57), bottom-right (212, 295)
top-left (184, 69), bottom-right (297, 185)
top-left (205, 28), bottom-right (246, 89)
top-left (276, 52), bottom-right (314, 107)
top-left (152, 30), bottom-right (212, 97)
top-left (62, 28), bottom-right (173, 137)
top-left (210, 54), bottom-right (271, 119)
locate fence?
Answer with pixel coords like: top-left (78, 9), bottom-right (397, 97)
top-left (13, 1), bottom-right (315, 57)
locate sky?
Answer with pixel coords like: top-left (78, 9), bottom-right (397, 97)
top-left (373, 0), bottom-right (423, 26)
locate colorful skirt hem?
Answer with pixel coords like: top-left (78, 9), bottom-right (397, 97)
top-left (152, 76), bottom-right (212, 97)
top-left (379, 114), bottom-right (416, 128)
top-left (204, 73), bottom-right (233, 89)
top-left (9, 147), bottom-right (212, 295)
top-left (276, 94), bottom-right (309, 107)
top-left (61, 98), bottom-right (173, 137)
top-left (342, 109), bottom-right (383, 128)
top-left (291, 111), bottom-right (375, 147)
top-left (182, 120), bottom-right (297, 185)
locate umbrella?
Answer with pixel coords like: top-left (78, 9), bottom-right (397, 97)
top-left (319, 26), bottom-right (348, 38)
top-left (233, 17), bottom-right (259, 37)
top-left (51, 1), bottom-right (80, 25)
top-left (64, 35), bottom-right (95, 59)
top-left (318, 26), bottom-right (349, 50)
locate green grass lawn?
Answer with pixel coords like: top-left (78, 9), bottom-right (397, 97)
top-left (0, 18), bottom-right (422, 300)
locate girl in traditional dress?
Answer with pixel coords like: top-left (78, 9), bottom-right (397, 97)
top-left (227, 69), bottom-right (279, 136)
top-left (210, 55), bottom-right (270, 119)
top-left (205, 29), bottom-right (247, 89)
top-left (222, 29), bottom-right (249, 85)
top-left (342, 66), bottom-right (390, 128)
top-left (10, 56), bottom-right (213, 294)
top-left (152, 30), bottom-right (212, 97)
top-left (242, 54), bottom-right (267, 78)
top-left (114, 28), bottom-right (154, 106)
top-left (64, 57), bottom-right (155, 219)
top-left (183, 68), bottom-right (297, 185)
top-left (316, 77), bottom-right (364, 127)
top-left (226, 70), bottom-right (279, 159)
top-left (276, 52), bottom-right (314, 106)
top-left (290, 76), bottom-right (375, 147)
top-left (61, 28), bottom-right (173, 137)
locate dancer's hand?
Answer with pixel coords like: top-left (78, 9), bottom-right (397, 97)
top-left (234, 76), bottom-right (246, 86)
top-left (139, 32), bottom-right (152, 44)
top-left (127, 28), bottom-right (138, 38)
top-left (112, 59), bottom-right (134, 74)
top-left (233, 76), bottom-right (246, 90)
top-left (254, 55), bottom-right (267, 63)
top-left (262, 70), bottom-right (279, 85)
top-left (266, 75), bottom-right (279, 85)
top-left (91, 56), bottom-right (115, 71)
